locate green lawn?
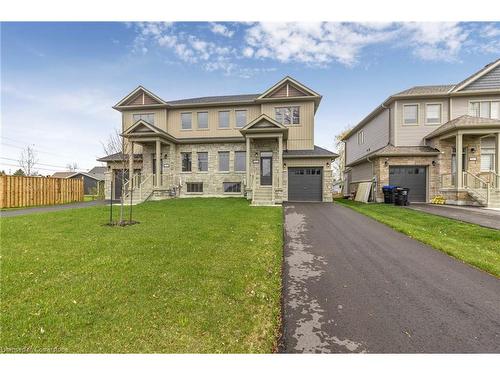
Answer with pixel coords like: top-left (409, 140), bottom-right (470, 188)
top-left (335, 199), bottom-right (500, 277)
top-left (0, 198), bottom-right (283, 353)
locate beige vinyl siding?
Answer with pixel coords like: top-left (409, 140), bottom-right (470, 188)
top-left (261, 100), bottom-right (315, 150)
top-left (349, 161), bottom-right (373, 182)
top-left (122, 108), bottom-right (168, 131)
top-left (451, 94), bottom-right (500, 118)
top-left (395, 98), bottom-right (448, 146)
top-left (345, 108), bottom-right (389, 165)
top-left (167, 105), bottom-right (261, 138)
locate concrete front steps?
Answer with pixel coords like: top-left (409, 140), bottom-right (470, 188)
top-left (467, 188), bottom-right (500, 208)
top-left (251, 187), bottom-right (280, 206)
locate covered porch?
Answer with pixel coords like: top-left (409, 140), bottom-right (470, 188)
top-left (426, 116), bottom-right (500, 207)
top-left (240, 115), bottom-right (288, 205)
top-left (121, 120), bottom-right (179, 203)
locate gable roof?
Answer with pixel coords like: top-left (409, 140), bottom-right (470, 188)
top-left (257, 76), bottom-right (321, 100)
top-left (425, 115), bottom-right (500, 139)
top-left (453, 58), bottom-right (500, 92)
top-left (283, 145), bottom-right (338, 159)
top-left (393, 85), bottom-right (455, 96)
top-left (52, 171), bottom-right (74, 178)
top-left (87, 166), bottom-right (107, 180)
top-left (346, 145), bottom-right (440, 167)
top-left (122, 119), bottom-right (177, 143)
top-left (96, 152), bottom-right (143, 162)
top-left (114, 86), bottom-right (168, 108)
top-left (167, 94), bottom-right (259, 106)
top-left (241, 114), bottom-right (287, 131)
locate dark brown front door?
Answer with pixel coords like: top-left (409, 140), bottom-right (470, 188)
top-left (260, 156), bottom-right (272, 186)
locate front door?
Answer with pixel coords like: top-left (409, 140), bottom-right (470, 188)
top-left (260, 154), bottom-right (273, 186)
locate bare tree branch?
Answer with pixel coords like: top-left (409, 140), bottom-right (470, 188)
top-left (18, 145), bottom-right (38, 176)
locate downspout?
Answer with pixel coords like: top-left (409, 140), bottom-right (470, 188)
top-left (366, 155), bottom-right (375, 202)
top-left (381, 103), bottom-right (392, 146)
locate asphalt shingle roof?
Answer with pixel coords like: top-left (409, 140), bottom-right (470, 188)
top-left (425, 115), bottom-right (500, 139)
top-left (283, 145), bottom-right (338, 158)
top-left (394, 85), bottom-right (455, 96)
top-left (96, 152), bottom-right (143, 162)
top-left (167, 94), bottom-right (260, 105)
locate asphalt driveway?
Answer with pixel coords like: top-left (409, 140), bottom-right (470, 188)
top-left (281, 202), bottom-right (500, 353)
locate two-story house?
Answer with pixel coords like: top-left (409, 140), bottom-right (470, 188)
top-left (97, 77), bottom-right (337, 205)
top-left (342, 59), bottom-right (500, 208)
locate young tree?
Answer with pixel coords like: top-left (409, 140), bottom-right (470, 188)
top-left (18, 145), bottom-right (38, 176)
top-left (101, 129), bottom-right (133, 224)
top-left (13, 168), bottom-right (25, 176)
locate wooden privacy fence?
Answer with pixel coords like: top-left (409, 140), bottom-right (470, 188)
top-left (0, 175), bottom-right (84, 209)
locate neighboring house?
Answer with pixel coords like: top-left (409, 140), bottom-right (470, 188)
top-left (52, 169), bottom-right (105, 195)
top-left (97, 77), bottom-right (338, 205)
top-left (342, 59), bottom-right (500, 208)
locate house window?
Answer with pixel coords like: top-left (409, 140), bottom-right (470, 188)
top-left (275, 106), bottom-right (300, 125)
top-left (218, 111), bottom-right (230, 128)
top-left (223, 182), bottom-right (241, 193)
top-left (133, 113), bottom-right (155, 125)
top-left (197, 152), bottom-right (208, 172)
top-left (234, 151), bottom-right (246, 172)
top-left (480, 138), bottom-right (495, 172)
top-left (187, 182), bottom-right (203, 193)
top-left (218, 151), bottom-right (229, 171)
top-left (197, 112), bottom-right (208, 129)
top-left (403, 104), bottom-right (418, 125)
top-left (470, 101), bottom-right (500, 119)
top-left (425, 104), bottom-right (442, 124)
top-left (181, 112), bottom-right (192, 130)
top-left (181, 152), bottom-right (192, 172)
top-left (357, 131), bottom-right (365, 145)
top-left (235, 110), bottom-right (247, 128)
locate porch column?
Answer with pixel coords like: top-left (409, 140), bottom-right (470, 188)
top-left (128, 141), bottom-right (134, 183)
top-left (456, 132), bottom-right (463, 189)
top-left (155, 139), bottom-right (161, 188)
top-left (246, 137), bottom-right (251, 188)
top-left (278, 135), bottom-right (283, 189)
top-left (496, 132), bottom-right (500, 187)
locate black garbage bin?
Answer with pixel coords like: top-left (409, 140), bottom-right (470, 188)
top-left (382, 185), bottom-right (397, 204)
top-left (394, 187), bottom-right (410, 206)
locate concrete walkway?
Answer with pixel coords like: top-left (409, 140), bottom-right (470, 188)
top-left (407, 204), bottom-right (500, 230)
top-left (281, 202), bottom-right (500, 353)
top-left (0, 200), bottom-right (107, 218)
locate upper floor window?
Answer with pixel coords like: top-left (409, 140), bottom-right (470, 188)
top-left (275, 106), bottom-right (300, 125)
top-left (181, 152), bottom-right (192, 172)
top-left (218, 111), bottom-right (230, 128)
top-left (234, 151), bottom-right (246, 172)
top-left (218, 151), bottom-right (230, 172)
top-left (235, 110), bottom-right (247, 128)
top-left (470, 101), bottom-right (500, 119)
top-left (403, 104), bottom-right (419, 125)
top-left (425, 104), bottom-right (442, 124)
top-left (357, 131), bottom-right (365, 145)
top-left (197, 152), bottom-right (208, 172)
top-left (133, 113), bottom-right (155, 125)
top-left (181, 112), bottom-right (192, 130)
top-left (197, 112), bottom-right (208, 129)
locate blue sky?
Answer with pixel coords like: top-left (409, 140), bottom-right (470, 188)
top-left (1, 21), bottom-right (500, 174)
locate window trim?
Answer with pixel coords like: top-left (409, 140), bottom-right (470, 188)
top-left (181, 152), bottom-right (192, 173)
top-left (218, 151), bottom-right (230, 172)
top-left (357, 130), bottom-right (365, 145)
top-left (197, 151), bottom-right (209, 173)
top-left (235, 110), bottom-right (247, 128)
top-left (196, 111), bottom-right (209, 130)
top-left (425, 103), bottom-right (443, 125)
top-left (132, 112), bottom-right (155, 125)
top-left (180, 112), bottom-right (193, 130)
top-left (469, 99), bottom-right (500, 119)
top-left (234, 151), bottom-right (246, 172)
top-left (186, 182), bottom-right (203, 194)
top-left (403, 103), bottom-right (420, 126)
top-left (274, 106), bottom-right (300, 126)
top-left (223, 182), bottom-right (242, 194)
top-left (218, 110), bottom-right (231, 129)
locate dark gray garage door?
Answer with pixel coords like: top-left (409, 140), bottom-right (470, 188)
top-left (389, 166), bottom-right (427, 202)
top-left (288, 167), bottom-right (322, 202)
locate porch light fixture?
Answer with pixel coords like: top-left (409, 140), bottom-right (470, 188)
top-left (470, 147), bottom-right (476, 153)
top-left (384, 159), bottom-right (389, 166)
top-left (326, 162), bottom-right (330, 167)
top-left (432, 160), bottom-right (437, 166)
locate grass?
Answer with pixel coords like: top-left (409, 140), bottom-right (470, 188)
top-left (335, 199), bottom-right (500, 277)
top-left (0, 198), bottom-right (283, 353)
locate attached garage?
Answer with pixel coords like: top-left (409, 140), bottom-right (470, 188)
top-left (389, 166), bottom-right (427, 202)
top-left (288, 167), bottom-right (323, 202)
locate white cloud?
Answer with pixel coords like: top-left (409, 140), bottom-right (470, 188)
top-left (210, 23), bottom-right (235, 38)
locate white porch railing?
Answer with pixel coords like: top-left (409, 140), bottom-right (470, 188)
top-left (463, 170), bottom-right (490, 206)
